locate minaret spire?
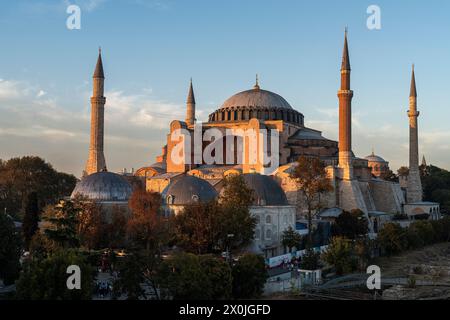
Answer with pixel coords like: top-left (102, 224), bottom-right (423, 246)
top-left (407, 64), bottom-right (423, 202)
top-left (338, 29), bottom-right (354, 179)
top-left (85, 49), bottom-right (107, 175)
top-left (410, 64), bottom-right (417, 97)
top-left (185, 78), bottom-right (196, 126)
top-left (341, 28), bottom-right (351, 72)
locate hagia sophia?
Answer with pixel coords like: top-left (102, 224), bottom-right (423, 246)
top-left (71, 32), bottom-right (441, 258)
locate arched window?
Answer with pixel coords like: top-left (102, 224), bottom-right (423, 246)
top-left (283, 215), bottom-right (288, 224)
top-left (166, 195), bottom-right (174, 204)
top-left (266, 229), bottom-right (272, 240)
top-left (191, 194), bottom-right (199, 202)
top-left (255, 228), bottom-right (261, 240)
top-left (255, 215), bottom-right (261, 224)
top-left (266, 215), bottom-right (272, 224)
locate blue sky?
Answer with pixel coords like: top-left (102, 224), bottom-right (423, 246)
top-left (0, 0), bottom-right (449, 176)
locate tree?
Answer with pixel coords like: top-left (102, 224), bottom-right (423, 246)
top-left (113, 252), bottom-right (147, 300)
top-left (104, 206), bottom-right (127, 249)
top-left (173, 201), bottom-right (220, 254)
top-left (290, 156), bottom-right (333, 246)
top-left (22, 191), bottom-right (40, 250)
top-left (76, 200), bottom-right (106, 250)
top-left (397, 166), bottom-right (409, 177)
top-left (158, 253), bottom-right (232, 300)
top-left (173, 175), bottom-right (256, 255)
top-left (380, 169), bottom-right (398, 182)
top-left (43, 200), bottom-right (80, 249)
top-left (299, 249), bottom-right (321, 270)
top-left (15, 249), bottom-right (93, 300)
top-left (231, 254), bottom-right (268, 299)
top-left (408, 221), bottom-right (434, 247)
top-left (332, 209), bottom-right (369, 240)
top-left (322, 237), bottom-right (356, 275)
top-left (281, 226), bottom-right (302, 253)
top-left (377, 223), bottom-right (407, 256)
top-left (0, 156), bottom-right (76, 219)
top-left (218, 174), bottom-right (256, 251)
top-left (127, 189), bottom-right (167, 252)
top-left (28, 232), bottom-right (55, 261)
top-left (0, 213), bottom-right (21, 285)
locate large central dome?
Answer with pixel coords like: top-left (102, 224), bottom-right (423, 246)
top-left (221, 89), bottom-right (293, 110)
top-left (208, 84), bottom-right (303, 125)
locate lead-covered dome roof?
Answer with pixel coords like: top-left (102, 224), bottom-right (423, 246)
top-left (163, 175), bottom-right (218, 205)
top-left (71, 172), bottom-right (132, 202)
top-left (242, 173), bottom-right (288, 206)
top-left (208, 84), bottom-right (303, 125)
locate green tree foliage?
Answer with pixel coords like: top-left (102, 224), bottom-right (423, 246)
top-left (43, 200), bottom-right (80, 249)
top-left (281, 226), bottom-right (302, 253)
top-left (0, 156), bottom-right (77, 219)
top-left (377, 223), bottom-right (408, 256)
top-left (299, 249), bottom-right (321, 270)
top-left (0, 213), bottom-right (21, 285)
top-left (231, 254), bottom-right (268, 299)
top-left (113, 252), bottom-right (147, 300)
top-left (421, 165), bottom-right (450, 214)
top-left (15, 249), bottom-right (93, 300)
top-left (22, 192), bottom-right (40, 249)
top-left (290, 156), bottom-right (333, 245)
top-left (322, 237), bottom-right (356, 275)
top-left (158, 253), bottom-right (232, 300)
top-left (331, 209), bottom-right (369, 240)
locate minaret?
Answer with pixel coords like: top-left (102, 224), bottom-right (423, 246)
top-left (85, 49), bottom-right (107, 175)
top-left (422, 155), bottom-right (427, 167)
top-left (185, 78), bottom-right (196, 126)
top-left (338, 29), bottom-right (354, 179)
top-left (407, 65), bottom-right (423, 203)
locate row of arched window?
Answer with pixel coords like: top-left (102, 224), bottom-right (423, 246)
top-left (254, 228), bottom-right (272, 240)
top-left (209, 108), bottom-right (303, 125)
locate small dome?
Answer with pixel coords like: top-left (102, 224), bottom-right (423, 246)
top-left (242, 174), bottom-right (288, 206)
top-left (365, 153), bottom-right (387, 163)
top-left (71, 172), bottom-right (132, 202)
top-left (163, 175), bottom-right (218, 205)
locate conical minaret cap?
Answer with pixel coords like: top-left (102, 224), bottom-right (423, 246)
top-left (341, 29), bottom-right (351, 71)
top-left (187, 78), bottom-right (195, 104)
top-left (93, 48), bottom-right (105, 79)
top-left (410, 65), bottom-right (417, 98)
